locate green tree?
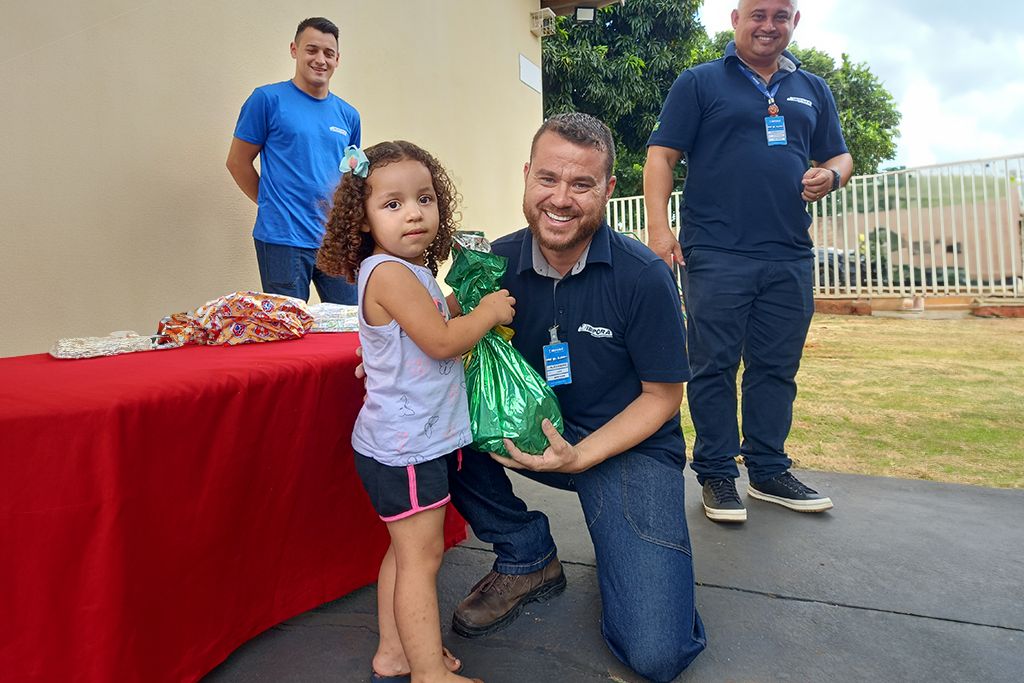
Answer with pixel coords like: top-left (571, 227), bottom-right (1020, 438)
top-left (825, 53), bottom-right (902, 176)
top-left (542, 0), bottom-right (707, 196)
top-left (542, 11), bottom-right (901, 196)
top-left (707, 31), bottom-right (901, 176)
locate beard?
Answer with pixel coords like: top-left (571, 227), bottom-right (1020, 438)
top-left (523, 201), bottom-right (604, 254)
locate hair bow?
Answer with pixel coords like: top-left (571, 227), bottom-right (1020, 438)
top-left (340, 145), bottom-right (370, 178)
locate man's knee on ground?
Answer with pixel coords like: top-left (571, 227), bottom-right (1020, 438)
top-left (606, 628), bottom-right (702, 683)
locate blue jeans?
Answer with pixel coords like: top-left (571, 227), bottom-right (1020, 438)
top-left (681, 248), bottom-right (814, 484)
top-left (448, 449), bottom-right (706, 682)
top-left (254, 239), bottom-right (356, 304)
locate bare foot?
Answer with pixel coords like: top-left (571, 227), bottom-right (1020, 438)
top-left (442, 647), bottom-right (462, 674)
top-left (372, 646), bottom-right (463, 678)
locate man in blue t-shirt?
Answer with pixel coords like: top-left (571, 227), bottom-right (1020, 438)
top-left (446, 113), bottom-right (705, 683)
top-left (226, 17), bottom-right (361, 304)
top-left (643, 0), bottom-right (853, 523)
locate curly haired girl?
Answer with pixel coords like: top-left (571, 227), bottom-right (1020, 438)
top-left (318, 141), bottom-right (513, 683)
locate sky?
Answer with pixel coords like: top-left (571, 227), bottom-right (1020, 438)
top-left (698, 0), bottom-right (1024, 169)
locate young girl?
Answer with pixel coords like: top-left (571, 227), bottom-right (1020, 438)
top-left (318, 141), bottom-right (513, 683)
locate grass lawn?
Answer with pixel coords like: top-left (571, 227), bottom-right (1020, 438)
top-left (681, 314), bottom-right (1024, 489)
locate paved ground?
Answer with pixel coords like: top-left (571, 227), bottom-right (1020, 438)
top-left (206, 469), bottom-right (1024, 682)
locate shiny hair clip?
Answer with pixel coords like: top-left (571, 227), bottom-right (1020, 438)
top-left (340, 145), bottom-right (369, 178)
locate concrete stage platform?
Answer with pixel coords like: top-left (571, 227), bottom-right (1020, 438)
top-left (206, 469), bottom-right (1024, 682)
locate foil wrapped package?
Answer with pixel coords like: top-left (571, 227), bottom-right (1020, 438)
top-left (445, 235), bottom-right (562, 457)
top-left (50, 331), bottom-right (159, 359)
top-left (307, 303), bottom-right (359, 333)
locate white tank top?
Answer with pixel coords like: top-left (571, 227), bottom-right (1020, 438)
top-left (351, 254), bottom-right (472, 466)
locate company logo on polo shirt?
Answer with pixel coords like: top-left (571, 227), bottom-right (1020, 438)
top-left (578, 323), bottom-right (612, 338)
top-left (329, 126), bottom-right (349, 136)
top-left (786, 96), bottom-right (814, 107)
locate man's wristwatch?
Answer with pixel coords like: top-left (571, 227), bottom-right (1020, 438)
top-left (829, 168), bottom-right (842, 192)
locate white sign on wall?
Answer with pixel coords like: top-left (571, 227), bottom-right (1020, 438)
top-left (519, 54), bottom-right (542, 94)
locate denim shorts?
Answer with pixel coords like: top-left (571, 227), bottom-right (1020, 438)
top-left (354, 450), bottom-right (455, 522)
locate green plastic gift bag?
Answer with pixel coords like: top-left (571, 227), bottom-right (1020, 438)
top-left (445, 235), bottom-right (563, 457)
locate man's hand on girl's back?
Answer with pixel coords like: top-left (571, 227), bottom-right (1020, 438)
top-left (353, 346), bottom-right (368, 402)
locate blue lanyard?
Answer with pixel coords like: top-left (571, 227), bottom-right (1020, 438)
top-left (736, 64), bottom-right (780, 110)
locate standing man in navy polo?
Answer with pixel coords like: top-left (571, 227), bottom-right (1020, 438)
top-left (643, 0), bottom-right (852, 523)
top-left (227, 17), bottom-right (361, 304)
top-left (447, 113), bottom-right (705, 683)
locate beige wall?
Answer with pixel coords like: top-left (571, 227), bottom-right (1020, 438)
top-left (0, 0), bottom-right (543, 357)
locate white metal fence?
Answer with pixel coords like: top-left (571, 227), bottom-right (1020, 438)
top-left (606, 154), bottom-right (1024, 298)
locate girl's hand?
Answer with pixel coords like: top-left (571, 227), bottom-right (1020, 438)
top-left (478, 289), bottom-right (516, 326)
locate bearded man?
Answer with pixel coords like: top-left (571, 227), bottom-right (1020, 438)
top-left (445, 112), bottom-right (705, 683)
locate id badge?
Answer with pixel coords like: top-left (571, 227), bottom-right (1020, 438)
top-left (765, 115), bottom-right (787, 146)
top-left (543, 342), bottom-right (572, 387)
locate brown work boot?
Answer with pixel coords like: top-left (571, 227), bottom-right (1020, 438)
top-left (451, 557), bottom-right (566, 638)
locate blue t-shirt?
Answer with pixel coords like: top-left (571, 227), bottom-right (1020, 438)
top-left (234, 80), bottom-right (361, 249)
top-left (647, 42), bottom-right (848, 260)
top-left (493, 224), bottom-right (689, 467)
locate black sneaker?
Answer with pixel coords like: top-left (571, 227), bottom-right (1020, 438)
top-left (747, 472), bottom-right (833, 512)
top-left (702, 478), bottom-right (747, 522)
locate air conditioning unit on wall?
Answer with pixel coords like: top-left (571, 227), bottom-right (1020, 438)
top-left (530, 8), bottom-right (557, 37)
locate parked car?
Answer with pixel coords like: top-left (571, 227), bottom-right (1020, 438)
top-left (814, 247), bottom-right (889, 290)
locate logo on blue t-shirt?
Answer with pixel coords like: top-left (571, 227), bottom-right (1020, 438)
top-left (578, 323), bottom-right (613, 339)
top-left (330, 126), bottom-right (349, 136)
top-left (786, 96), bottom-right (814, 107)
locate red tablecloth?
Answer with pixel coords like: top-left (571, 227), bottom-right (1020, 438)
top-left (0, 333), bottom-right (467, 682)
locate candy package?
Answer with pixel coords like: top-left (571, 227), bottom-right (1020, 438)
top-left (157, 291), bottom-right (313, 347)
top-left (445, 235), bottom-right (562, 457)
top-left (307, 303), bottom-right (359, 333)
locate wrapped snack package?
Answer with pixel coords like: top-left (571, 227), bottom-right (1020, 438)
top-left (307, 303), bottom-right (359, 333)
top-left (157, 291), bottom-right (313, 348)
top-left (50, 331), bottom-right (159, 359)
top-left (445, 234), bottom-right (563, 457)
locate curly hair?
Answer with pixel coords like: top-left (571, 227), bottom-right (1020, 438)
top-left (318, 141), bottom-right (461, 282)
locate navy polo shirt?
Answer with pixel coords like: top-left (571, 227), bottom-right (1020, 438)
top-left (491, 224), bottom-right (689, 467)
top-left (647, 41), bottom-right (848, 260)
